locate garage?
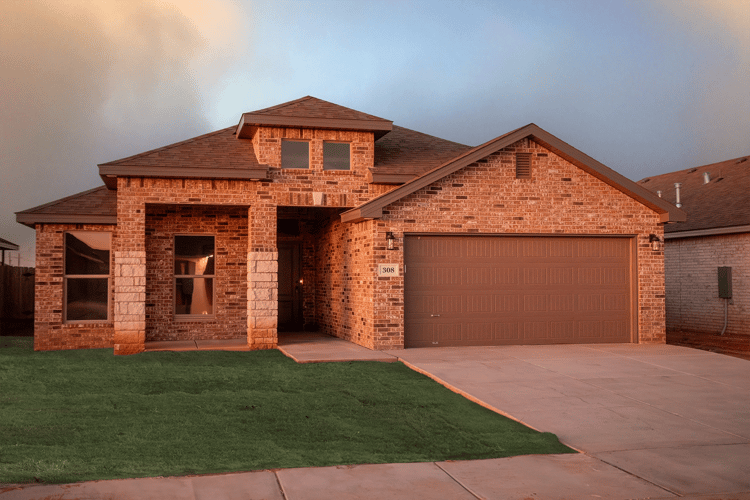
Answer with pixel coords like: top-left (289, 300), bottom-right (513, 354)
top-left (404, 235), bottom-right (635, 347)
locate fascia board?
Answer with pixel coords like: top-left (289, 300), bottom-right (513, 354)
top-left (664, 225), bottom-right (750, 239)
top-left (238, 114), bottom-right (393, 138)
top-left (98, 166), bottom-right (270, 182)
top-left (16, 214), bottom-right (117, 228)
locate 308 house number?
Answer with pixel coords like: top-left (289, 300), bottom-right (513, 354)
top-left (377, 264), bottom-right (399, 277)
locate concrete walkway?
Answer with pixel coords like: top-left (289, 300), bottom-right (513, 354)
top-left (3, 335), bottom-right (749, 499)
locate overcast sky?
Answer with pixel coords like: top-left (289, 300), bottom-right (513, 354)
top-left (1, 0), bottom-right (748, 266)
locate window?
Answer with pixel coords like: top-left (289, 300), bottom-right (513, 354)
top-left (174, 235), bottom-right (215, 316)
top-left (516, 153), bottom-right (532, 179)
top-left (64, 231), bottom-right (111, 322)
top-left (281, 140), bottom-right (309, 169)
top-left (323, 142), bottom-right (350, 171)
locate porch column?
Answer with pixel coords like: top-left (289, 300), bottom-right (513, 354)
top-left (247, 203), bottom-right (278, 349)
top-left (113, 194), bottom-right (146, 355)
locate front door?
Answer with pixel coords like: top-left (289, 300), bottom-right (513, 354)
top-left (278, 242), bottom-right (302, 331)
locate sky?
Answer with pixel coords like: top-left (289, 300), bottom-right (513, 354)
top-left (1, 0), bottom-right (748, 266)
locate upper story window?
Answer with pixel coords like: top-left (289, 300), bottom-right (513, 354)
top-left (174, 235), bottom-right (215, 317)
top-left (281, 140), bottom-right (310, 169)
top-left (64, 231), bottom-right (111, 322)
top-left (323, 142), bottom-right (351, 171)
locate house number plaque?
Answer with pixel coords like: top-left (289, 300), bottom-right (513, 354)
top-left (377, 264), bottom-right (399, 277)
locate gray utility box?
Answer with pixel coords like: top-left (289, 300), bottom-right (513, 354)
top-left (718, 267), bottom-right (733, 299)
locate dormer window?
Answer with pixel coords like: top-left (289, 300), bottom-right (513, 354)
top-left (281, 140), bottom-right (309, 169)
top-left (323, 142), bottom-right (350, 171)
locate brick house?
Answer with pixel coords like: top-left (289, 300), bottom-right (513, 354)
top-left (638, 155), bottom-right (750, 343)
top-left (17, 96), bottom-right (684, 354)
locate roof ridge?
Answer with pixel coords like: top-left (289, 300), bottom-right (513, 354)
top-left (99, 126), bottom-right (235, 167)
top-left (641, 154), bottom-right (750, 182)
top-left (16, 185), bottom-right (109, 215)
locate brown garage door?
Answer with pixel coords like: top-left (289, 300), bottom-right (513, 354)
top-left (404, 235), bottom-right (634, 347)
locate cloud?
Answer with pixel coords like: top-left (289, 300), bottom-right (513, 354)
top-left (0, 0), bottom-right (247, 265)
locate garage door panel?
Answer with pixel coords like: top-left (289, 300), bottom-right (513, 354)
top-left (405, 235), bottom-right (633, 347)
top-left (523, 294), bottom-right (549, 312)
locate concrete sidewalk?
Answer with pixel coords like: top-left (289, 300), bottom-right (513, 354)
top-left (1, 454), bottom-right (686, 500)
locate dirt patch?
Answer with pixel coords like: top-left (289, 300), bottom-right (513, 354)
top-left (668, 330), bottom-right (750, 361)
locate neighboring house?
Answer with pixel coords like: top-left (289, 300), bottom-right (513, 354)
top-left (638, 155), bottom-right (750, 338)
top-left (0, 237), bottom-right (19, 266)
top-left (17, 96), bottom-right (684, 355)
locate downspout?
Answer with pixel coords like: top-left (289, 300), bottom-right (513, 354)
top-left (720, 300), bottom-right (728, 336)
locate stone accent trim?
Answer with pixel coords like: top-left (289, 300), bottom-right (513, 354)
top-left (247, 251), bottom-right (278, 349)
top-left (113, 250), bottom-right (146, 355)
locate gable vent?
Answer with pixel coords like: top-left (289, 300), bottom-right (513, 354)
top-left (516, 153), bottom-right (532, 179)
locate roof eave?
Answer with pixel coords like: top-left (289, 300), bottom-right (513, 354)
top-left (236, 114), bottom-right (394, 140)
top-left (98, 166), bottom-right (271, 186)
top-left (664, 224), bottom-right (750, 239)
top-left (15, 213), bottom-right (117, 229)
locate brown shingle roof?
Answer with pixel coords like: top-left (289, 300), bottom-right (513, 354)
top-left (99, 127), bottom-right (267, 187)
top-left (250, 96), bottom-right (389, 122)
top-left (638, 155), bottom-right (750, 234)
top-left (16, 186), bottom-right (117, 228)
top-left (236, 96), bottom-right (393, 140)
top-left (371, 125), bottom-right (472, 182)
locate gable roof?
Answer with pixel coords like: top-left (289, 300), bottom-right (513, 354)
top-left (99, 127), bottom-right (268, 188)
top-left (638, 155), bottom-right (750, 237)
top-left (16, 186), bottom-right (117, 228)
top-left (342, 123), bottom-right (686, 224)
top-left (236, 96), bottom-right (393, 140)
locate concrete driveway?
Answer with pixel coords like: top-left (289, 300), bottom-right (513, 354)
top-left (389, 343), bottom-right (750, 497)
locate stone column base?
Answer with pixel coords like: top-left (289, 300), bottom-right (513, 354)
top-left (113, 330), bottom-right (145, 355)
top-left (247, 328), bottom-right (277, 350)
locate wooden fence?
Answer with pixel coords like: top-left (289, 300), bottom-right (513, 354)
top-left (0, 266), bottom-right (34, 335)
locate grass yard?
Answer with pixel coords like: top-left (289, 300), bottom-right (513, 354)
top-left (0, 337), bottom-right (574, 484)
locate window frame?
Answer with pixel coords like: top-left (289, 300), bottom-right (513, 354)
top-left (281, 139), bottom-right (311, 169)
top-left (173, 234), bottom-right (216, 320)
top-left (63, 231), bottom-right (112, 324)
top-left (323, 141), bottom-right (351, 171)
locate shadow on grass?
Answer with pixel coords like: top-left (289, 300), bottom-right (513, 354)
top-left (0, 337), bottom-right (574, 484)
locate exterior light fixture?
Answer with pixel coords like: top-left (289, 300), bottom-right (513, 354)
top-left (649, 234), bottom-right (662, 251)
top-left (386, 232), bottom-right (395, 250)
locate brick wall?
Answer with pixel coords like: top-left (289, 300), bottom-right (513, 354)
top-left (665, 233), bottom-right (750, 336)
top-left (315, 217), bottom-right (376, 347)
top-left (360, 138), bottom-right (666, 348)
top-left (34, 223), bottom-right (115, 351)
top-left (33, 132), bottom-right (668, 352)
top-left (145, 205), bottom-right (248, 341)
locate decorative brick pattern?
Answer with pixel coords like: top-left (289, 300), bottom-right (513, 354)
top-left (665, 234), bottom-right (750, 336)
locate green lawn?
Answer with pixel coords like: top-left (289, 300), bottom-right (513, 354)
top-left (0, 336), bottom-right (574, 484)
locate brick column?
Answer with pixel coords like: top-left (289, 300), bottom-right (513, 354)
top-left (114, 183), bottom-right (146, 355)
top-left (247, 204), bottom-right (278, 349)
